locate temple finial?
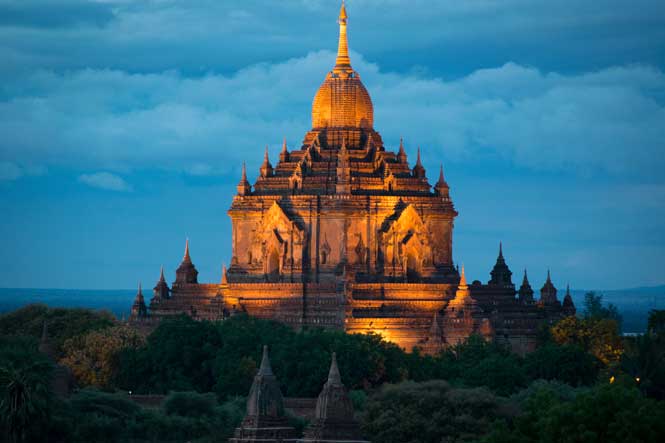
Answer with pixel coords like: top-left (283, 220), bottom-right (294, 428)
top-left (499, 241), bottom-right (503, 258)
top-left (258, 345), bottom-right (274, 376)
top-left (334, 1), bottom-right (351, 72)
top-left (398, 137), bottom-right (408, 163)
top-left (221, 263), bottom-right (228, 285)
top-left (159, 265), bottom-right (165, 282)
top-left (281, 138), bottom-right (288, 154)
top-left (459, 264), bottom-right (467, 287)
top-left (547, 268), bottom-right (551, 281)
top-left (523, 268), bottom-right (529, 283)
top-left (264, 145), bottom-right (269, 162)
top-left (416, 147), bottom-right (423, 167)
top-left (183, 238), bottom-right (191, 261)
top-left (138, 281), bottom-right (142, 295)
top-left (241, 162), bottom-right (247, 181)
top-left (327, 352), bottom-right (342, 384)
top-left (438, 164), bottom-right (444, 183)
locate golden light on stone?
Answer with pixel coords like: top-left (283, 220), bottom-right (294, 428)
top-left (132, 2), bottom-right (577, 356)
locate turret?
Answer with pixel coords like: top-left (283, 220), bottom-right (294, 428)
top-left (237, 162), bottom-right (251, 196)
top-left (539, 270), bottom-right (559, 306)
top-left (397, 137), bottom-right (408, 164)
top-left (434, 164), bottom-right (449, 197)
top-left (151, 265), bottom-right (169, 305)
top-left (175, 239), bottom-right (199, 284)
top-left (259, 146), bottom-right (273, 178)
top-left (489, 242), bottom-right (513, 286)
top-left (279, 138), bottom-right (289, 163)
top-left (131, 282), bottom-right (148, 318)
top-left (518, 269), bottom-right (535, 304)
top-left (412, 147), bottom-right (426, 179)
top-left (562, 284), bottom-right (576, 315)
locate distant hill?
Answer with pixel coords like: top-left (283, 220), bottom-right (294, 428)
top-left (1, 285), bottom-right (663, 333)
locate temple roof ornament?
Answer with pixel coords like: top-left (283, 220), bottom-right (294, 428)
top-left (518, 268), bottom-right (535, 304)
top-left (175, 238), bottom-right (199, 284)
top-left (398, 137), bottom-right (408, 163)
top-left (540, 269), bottom-right (559, 305)
top-left (489, 242), bottom-right (513, 286)
top-left (413, 147), bottom-right (426, 178)
top-left (152, 265), bottom-right (170, 304)
top-left (434, 163), bottom-right (449, 196)
top-left (260, 146), bottom-right (273, 178)
top-left (237, 162), bottom-right (251, 196)
top-left (312, 1), bottom-right (373, 130)
top-left (131, 282), bottom-right (148, 318)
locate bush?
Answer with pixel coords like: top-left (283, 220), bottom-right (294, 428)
top-left (164, 391), bottom-right (218, 417)
top-left (362, 380), bottom-right (509, 443)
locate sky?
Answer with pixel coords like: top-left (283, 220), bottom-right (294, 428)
top-left (1, 0), bottom-right (664, 291)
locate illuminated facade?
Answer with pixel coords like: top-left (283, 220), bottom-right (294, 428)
top-left (130, 3), bottom-right (575, 354)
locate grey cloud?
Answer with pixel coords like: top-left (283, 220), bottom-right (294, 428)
top-left (0, 0), bottom-right (115, 29)
top-left (78, 171), bottom-right (132, 191)
top-left (1, 1), bottom-right (664, 78)
top-left (0, 51), bottom-right (663, 182)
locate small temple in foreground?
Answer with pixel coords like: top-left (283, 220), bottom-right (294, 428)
top-left (130, 2), bottom-right (575, 355)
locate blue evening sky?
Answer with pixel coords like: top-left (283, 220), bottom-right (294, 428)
top-left (1, 0), bottom-right (664, 290)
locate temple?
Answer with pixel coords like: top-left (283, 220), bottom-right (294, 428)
top-left (130, 2), bottom-right (575, 355)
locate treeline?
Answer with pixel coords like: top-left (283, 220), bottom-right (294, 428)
top-left (1, 294), bottom-right (665, 442)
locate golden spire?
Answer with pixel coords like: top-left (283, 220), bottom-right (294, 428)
top-left (183, 238), bottom-right (191, 262)
top-left (459, 265), bottom-right (468, 288)
top-left (334, 1), bottom-right (352, 73)
top-left (221, 263), bottom-right (228, 285)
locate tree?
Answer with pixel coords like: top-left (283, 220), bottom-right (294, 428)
top-left (362, 380), bottom-right (509, 443)
top-left (60, 325), bottom-right (145, 389)
top-left (648, 310), bottom-right (665, 335)
top-left (0, 305), bottom-right (115, 359)
top-left (550, 316), bottom-right (623, 366)
top-left (0, 336), bottom-right (54, 443)
top-left (524, 343), bottom-right (600, 386)
top-left (584, 292), bottom-right (622, 331)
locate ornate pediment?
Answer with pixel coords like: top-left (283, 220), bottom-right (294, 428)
top-left (382, 203), bottom-right (426, 234)
top-left (261, 201), bottom-right (301, 235)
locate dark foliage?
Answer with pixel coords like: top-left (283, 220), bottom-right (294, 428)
top-left (0, 304), bottom-right (115, 358)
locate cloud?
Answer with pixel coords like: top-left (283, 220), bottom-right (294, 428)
top-left (78, 172), bottom-right (132, 192)
top-left (0, 53), bottom-right (663, 182)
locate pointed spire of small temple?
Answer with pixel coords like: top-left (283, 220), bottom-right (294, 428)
top-left (434, 163), bottom-right (449, 196)
top-left (159, 265), bottom-right (165, 282)
top-left (176, 238), bottom-right (199, 284)
top-left (459, 264), bottom-right (467, 287)
top-left (489, 241), bottom-right (512, 286)
top-left (413, 146), bottom-right (426, 178)
top-left (398, 137), bottom-right (408, 163)
top-left (258, 345), bottom-right (274, 376)
top-left (131, 282), bottom-right (148, 319)
top-left (183, 238), bottom-right (191, 263)
top-left (237, 162), bottom-right (251, 196)
top-left (334, 1), bottom-right (351, 73)
top-left (518, 268), bottom-right (534, 304)
top-left (281, 138), bottom-right (288, 153)
top-left (540, 269), bottom-right (558, 305)
top-left (327, 352), bottom-right (342, 384)
top-left (260, 145), bottom-right (273, 178)
top-left (221, 263), bottom-right (228, 285)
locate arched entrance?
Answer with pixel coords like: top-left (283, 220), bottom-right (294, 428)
top-left (406, 253), bottom-right (420, 282)
top-left (266, 248), bottom-right (280, 282)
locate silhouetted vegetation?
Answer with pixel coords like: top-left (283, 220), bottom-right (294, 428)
top-left (1, 303), bottom-right (664, 442)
